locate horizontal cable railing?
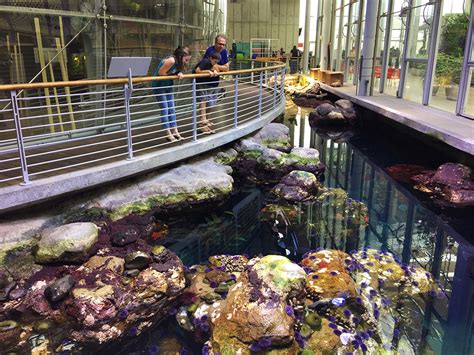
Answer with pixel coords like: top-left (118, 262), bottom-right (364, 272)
top-left (0, 60), bottom-right (285, 187)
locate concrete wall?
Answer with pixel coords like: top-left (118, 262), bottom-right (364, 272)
top-left (226, 0), bottom-right (300, 55)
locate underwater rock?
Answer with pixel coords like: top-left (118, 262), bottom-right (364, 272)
top-left (110, 225), bottom-right (140, 246)
top-left (389, 163), bottom-right (474, 206)
top-left (125, 251), bottom-right (152, 270)
top-left (34, 222), bottom-right (99, 264)
top-left (208, 255), bottom-right (249, 272)
top-left (83, 255), bottom-right (125, 274)
top-left (273, 171), bottom-right (319, 202)
top-left (249, 123), bottom-right (292, 152)
top-left (293, 96), bottom-right (331, 108)
top-left (44, 274), bottom-right (75, 303)
top-left (251, 255), bottom-right (307, 299)
top-left (0, 320), bottom-right (22, 352)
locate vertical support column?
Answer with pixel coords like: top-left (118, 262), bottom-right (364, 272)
top-left (192, 78), bottom-right (197, 141)
top-left (258, 72), bottom-right (263, 118)
top-left (302, 0), bottom-right (312, 73)
top-left (123, 69), bottom-right (134, 160)
top-left (353, 0), bottom-right (365, 85)
top-left (397, 0), bottom-right (413, 98)
top-left (379, 0), bottom-right (394, 93)
top-left (357, 0), bottom-right (378, 96)
top-left (233, 75), bottom-right (238, 128)
top-left (10, 90), bottom-right (30, 185)
top-left (251, 60), bottom-right (255, 84)
top-left (273, 71), bottom-right (277, 108)
top-left (456, 0), bottom-right (474, 115)
top-left (422, 0), bottom-right (442, 105)
top-left (320, 0), bottom-right (332, 70)
top-left (344, 2), bottom-right (353, 81)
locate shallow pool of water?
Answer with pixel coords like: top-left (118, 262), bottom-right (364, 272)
top-left (109, 107), bottom-right (473, 354)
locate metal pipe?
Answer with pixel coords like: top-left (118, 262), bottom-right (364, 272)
top-left (258, 72), bottom-right (263, 118)
top-left (192, 78), bottom-right (197, 141)
top-left (358, 0), bottom-right (378, 96)
top-left (234, 75), bottom-right (239, 128)
top-left (10, 90), bottom-right (30, 185)
top-left (422, 0), bottom-right (442, 106)
top-left (302, 0), bottom-right (312, 73)
top-left (379, 0), bottom-right (394, 93)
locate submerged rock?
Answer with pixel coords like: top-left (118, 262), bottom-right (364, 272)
top-left (34, 223), bottom-right (99, 264)
top-left (388, 162), bottom-right (474, 207)
top-left (44, 274), bottom-right (75, 303)
top-left (273, 171), bottom-right (319, 202)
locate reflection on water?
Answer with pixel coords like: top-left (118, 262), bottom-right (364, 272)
top-left (125, 107), bottom-right (473, 354)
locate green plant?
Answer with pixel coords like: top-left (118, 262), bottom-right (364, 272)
top-left (434, 53), bottom-right (463, 86)
top-left (439, 14), bottom-right (469, 57)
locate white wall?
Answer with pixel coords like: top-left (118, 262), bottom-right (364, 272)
top-left (227, 0), bottom-right (300, 54)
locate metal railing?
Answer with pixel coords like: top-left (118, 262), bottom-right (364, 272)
top-left (0, 60), bottom-right (285, 187)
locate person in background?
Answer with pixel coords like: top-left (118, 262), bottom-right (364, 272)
top-left (290, 45), bottom-right (300, 74)
top-left (193, 51), bottom-right (221, 134)
top-left (152, 45), bottom-right (191, 142)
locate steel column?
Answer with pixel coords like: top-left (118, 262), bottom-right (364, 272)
top-left (258, 72), bottom-right (263, 118)
top-left (10, 90), bottom-right (30, 185)
top-left (233, 75), bottom-right (238, 128)
top-left (123, 68), bottom-right (134, 160)
top-left (192, 78), bottom-right (197, 141)
top-left (422, 0), bottom-right (442, 106)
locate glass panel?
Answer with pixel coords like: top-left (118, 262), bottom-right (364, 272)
top-left (346, 2), bottom-right (359, 82)
top-left (107, 0), bottom-right (181, 23)
top-left (384, 0), bottom-right (405, 96)
top-left (431, 0), bottom-right (470, 113)
top-left (461, 67), bottom-right (474, 116)
top-left (404, 60), bottom-right (427, 103)
top-left (406, 0), bottom-right (435, 60)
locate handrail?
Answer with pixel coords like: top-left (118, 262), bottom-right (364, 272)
top-left (0, 61), bottom-right (286, 91)
top-left (0, 58), bottom-right (286, 190)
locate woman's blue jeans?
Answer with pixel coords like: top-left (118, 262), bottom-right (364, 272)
top-left (154, 87), bottom-right (177, 129)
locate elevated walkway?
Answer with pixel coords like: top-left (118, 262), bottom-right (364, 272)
top-left (320, 83), bottom-right (474, 156)
top-left (0, 61), bottom-right (285, 211)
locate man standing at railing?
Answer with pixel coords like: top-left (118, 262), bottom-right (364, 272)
top-left (199, 34), bottom-right (229, 130)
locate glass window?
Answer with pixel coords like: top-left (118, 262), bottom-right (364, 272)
top-left (461, 67), bottom-right (474, 117)
top-left (431, 0), bottom-right (470, 113)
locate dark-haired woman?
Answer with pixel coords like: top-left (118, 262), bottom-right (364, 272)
top-left (152, 46), bottom-right (191, 142)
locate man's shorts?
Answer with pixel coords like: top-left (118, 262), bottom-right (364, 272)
top-left (197, 86), bottom-right (218, 107)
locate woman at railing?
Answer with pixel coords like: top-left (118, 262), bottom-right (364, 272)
top-left (151, 46), bottom-right (191, 142)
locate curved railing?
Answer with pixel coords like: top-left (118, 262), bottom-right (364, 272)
top-left (0, 60), bottom-right (285, 189)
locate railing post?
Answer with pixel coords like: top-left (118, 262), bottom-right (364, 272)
top-left (273, 71), bottom-right (277, 108)
top-left (258, 72), bottom-right (263, 118)
top-left (280, 69), bottom-right (286, 102)
top-left (192, 78), bottom-right (197, 141)
top-left (124, 69), bottom-right (134, 160)
top-left (251, 60), bottom-right (255, 84)
top-left (233, 75), bottom-right (238, 128)
top-left (10, 90), bottom-right (30, 185)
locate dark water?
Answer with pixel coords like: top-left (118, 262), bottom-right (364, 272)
top-left (115, 106), bottom-right (474, 355)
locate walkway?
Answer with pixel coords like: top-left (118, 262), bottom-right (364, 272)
top-left (0, 62), bottom-right (286, 212)
top-left (320, 83), bottom-right (474, 156)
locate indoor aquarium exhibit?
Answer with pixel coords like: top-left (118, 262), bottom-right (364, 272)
top-left (0, 1), bottom-right (473, 355)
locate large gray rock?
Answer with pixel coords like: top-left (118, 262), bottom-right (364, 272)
top-left (81, 157), bottom-right (234, 220)
top-left (34, 222), bottom-right (98, 263)
top-left (249, 123), bottom-right (292, 152)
